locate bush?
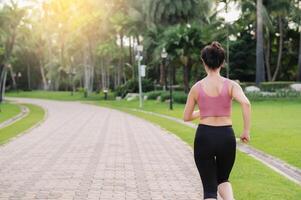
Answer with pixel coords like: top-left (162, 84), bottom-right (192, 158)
top-left (173, 91), bottom-right (188, 104)
top-left (160, 92), bottom-right (170, 102)
top-left (114, 79), bottom-right (154, 98)
top-left (259, 81), bottom-right (296, 92)
top-left (146, 91), bottom-right (164, 100)
top-left (246, 89), bottom-right (301, 101)
top-left (159, 91), bottom-right (188, 104)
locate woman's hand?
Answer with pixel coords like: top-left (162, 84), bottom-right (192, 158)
top-left (240, 130), bottom-right (250, 143)
top-left (231, 80), bottom-right (251, 144)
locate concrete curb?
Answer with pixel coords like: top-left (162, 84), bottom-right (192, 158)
top-left (0, 100), bottom-right (49, 146)
top-left (0, 103), bottom-right (29, 129)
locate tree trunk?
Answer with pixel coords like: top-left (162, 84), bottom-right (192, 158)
top-left (1, 68), bottom-right (8, 102)
top-left (297, 30), bottom-right (301, 81)
top-left (8, 66), bottom-right (17, 89)
top-left (256, 0), bottom-right (266, 85)
top-left (159, 62), bottom-right (166, 89)
top-left (265, 31), bottom-right (272, 81)
top-left (87, 37), bottom-right (95, 93)
top-left (101, 58), bottom-right (105, 90)
top-left (107, 64), bottom-right (110, 90)
top-left (39, 61), bottom-right (48, 90)
top-left (129, 36), bottom-right (133, 66)
top-left (0, 64), bottom-right (6, 103)
top-left (183, 64), bottom-right (189, 94)
top-left (118, 33), bottom-right (123, 86)
top-left (272, 16), bottom-right (283, 81)
top-left (173, 64), bottom-right (176, 85)
top-left (27, 63), bottom-right (31, 90)
top-left (164, 63), bottom-right (168, 90)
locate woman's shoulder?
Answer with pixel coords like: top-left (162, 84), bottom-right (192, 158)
top-left (191, 79), bottom-right (203, 90)
top-left (225, 78), bottom-right (241, 87)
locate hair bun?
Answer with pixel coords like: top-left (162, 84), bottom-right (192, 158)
top-left (211, 41), bottom-right (222, 49)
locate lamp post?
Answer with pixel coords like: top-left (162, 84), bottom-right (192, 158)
top-left (103, 88), bottom-right (108, 100)
top-left (161, 48), bottom-right (173, 110)
top-left (161, 48), bottom-right (167, 91)
top-left (136, 45), bottom-right (143, 108)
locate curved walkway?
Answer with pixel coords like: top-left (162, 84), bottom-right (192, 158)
top-left (0, 98), bottom-right (211, 200)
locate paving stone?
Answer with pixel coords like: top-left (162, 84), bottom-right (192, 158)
top-left (0, 98), bottom-right (213, 200)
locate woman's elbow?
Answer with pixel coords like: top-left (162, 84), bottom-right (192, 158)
top-left (242, 100), bottom-right (251, 109)
top-left (183, 115), bottom-right (190, 122)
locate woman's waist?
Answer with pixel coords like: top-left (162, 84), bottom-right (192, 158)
top-left (199, 116), bottom-right (232, 127)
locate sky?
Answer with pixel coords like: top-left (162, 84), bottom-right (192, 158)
top-left (217, 1), bottom-right (241, 23)
top-left (2, 0), bottom-right (242, 24)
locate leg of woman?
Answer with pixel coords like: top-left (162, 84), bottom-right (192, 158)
top-left (218, 182), bottom-right (234, 199)
top-left (215, 126), bottom-right (237, 200)
top-left (194, 125), bottom-right (218, 199)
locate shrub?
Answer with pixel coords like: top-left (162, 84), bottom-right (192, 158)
top-left (259, 81), bottom-right (296, 92)
top-left (114, 79), bottom-right (154, 98)
top-left (173, 91), bottom-right (188, 104)
top-left (160, 92), bottom-right (170, 102)
top-left (246, 89), bottom-right (301, 101)
top-left (159, 91), bottom-right (187, 104)
top-left (146, 91), bottom-right (164, 100)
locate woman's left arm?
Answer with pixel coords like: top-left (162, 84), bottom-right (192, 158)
top-left (183, 85), bottom-right (199, 122)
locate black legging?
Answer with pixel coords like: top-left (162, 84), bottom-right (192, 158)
top-left (194, 124), bottom-right (236, 199)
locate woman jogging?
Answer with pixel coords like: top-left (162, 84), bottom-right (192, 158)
top-left (183, 41), bottom-right (251, 200)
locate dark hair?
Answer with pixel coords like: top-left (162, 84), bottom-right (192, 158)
top-left (200, 41), bottom-right (225, 70)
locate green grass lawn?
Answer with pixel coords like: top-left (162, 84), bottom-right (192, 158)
top-left (7, 90), bottom-right (113, 101)
top-left (104, 107), bottom-right (301, 199)
top-left (4, 91), bottom-right (301, 199)
top-left (0, 102), bottom-right (21, 124)
top-left (7, 91), bottom-right (301, 169)
top-left (96, 99), bottom-right (301, 169)
top-left (0, 104), bottom-right (45, 145)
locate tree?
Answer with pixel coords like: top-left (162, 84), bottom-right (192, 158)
top-left (143, 0), bottom-right (213, 92)
top-left (0, 1), bottom-right (26, 101)
top-left (294, 0), bottom-right (301, 81)
top-left (256, 0), bottom-right (265, 85)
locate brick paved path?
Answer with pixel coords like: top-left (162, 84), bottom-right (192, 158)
top-left (0, 99), bottom-right (210, 200)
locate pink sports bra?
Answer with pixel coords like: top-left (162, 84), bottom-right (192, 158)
top-left (197, 79), bottom-right (232, 118)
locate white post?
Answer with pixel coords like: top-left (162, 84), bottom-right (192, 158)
top-left (137, 45), bottom-right (143, 108)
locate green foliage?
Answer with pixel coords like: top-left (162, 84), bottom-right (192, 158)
top-left (145, 90), bottom-right (163, 100)
top-left (245, 90), bottom-right (301, 101)
top-left (259, 81), bottom-right (296, 91)
top-left (1, 0), bottom-right (301, 94)
top-left (114, 79), bottom-right (154, 98)
top-left (158, 91), bottom-right (187, 104)
top-left (160, 92), bottom-right (170, 102)
top-left (146, 0), bottom-right (211, 27)
top-left (172, 91), bottom-right (187, 104)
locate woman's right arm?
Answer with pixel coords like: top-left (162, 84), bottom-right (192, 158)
top-left (231, 81), bottom-right (251, 143)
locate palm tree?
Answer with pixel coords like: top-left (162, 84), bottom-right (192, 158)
top-left (144, 0), bottom-right (212, 92)
top-left (0, 1), bottom-right (26, 102)
top-left (256, 0), bottom-right (265, 85)
top-left (295, 0), bottom-right (301, 81)
top-left (267, 0), bottom-right (291, 81)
